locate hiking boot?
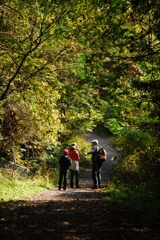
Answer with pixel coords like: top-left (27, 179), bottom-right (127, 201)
top-left (91, 186), bottom-right (99, 189)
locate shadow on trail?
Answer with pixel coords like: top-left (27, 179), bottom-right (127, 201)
top-left (53, 190), bottom-right (102, 201)
top-left (0, 198), bottom-right (159, 240)
top-left (0, 131), bottom-right (159, 240)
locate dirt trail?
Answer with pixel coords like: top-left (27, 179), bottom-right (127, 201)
top-left (0, 132), bottom-right (159, 240)
top-left (30, 132), bottom-right (119, 202)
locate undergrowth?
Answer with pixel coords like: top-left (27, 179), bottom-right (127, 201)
top-left (103, 182), bottom-right (160, 226)
top-left (0, 169), bottom-right (58, 202)
top-left (0, 135), bottom-right (91, 202)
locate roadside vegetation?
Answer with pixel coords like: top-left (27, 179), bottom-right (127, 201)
top-left (0, 169), bottom-right (54, 201)
top-left (0, 0), bottom-right (160, 223)
top-left (0, 136), bottom-right (91, 201)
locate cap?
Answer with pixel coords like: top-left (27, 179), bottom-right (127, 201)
top-left (63, 149), bottom-right (69, 155)
top-left (91, 139), bottom-right (99, 144)
top-left (71, 142), bottom-right (77, 148)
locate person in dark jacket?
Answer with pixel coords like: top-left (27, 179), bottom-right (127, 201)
top-left (58, 149), bottom-right (72, 190)
top-left (85, 139), bottom-right (102, 189)
top-left (69, 143), bottom-right (80, 188)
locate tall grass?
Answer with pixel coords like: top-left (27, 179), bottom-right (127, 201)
top-left (0, 135), bottom-right (91, 202)
top-left (0, 169), bottom-right (58, 202)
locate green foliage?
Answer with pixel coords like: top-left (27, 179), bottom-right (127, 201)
top-left (0, 169), bottom-right (56, 201)
top-left (104, 118), bottom-right (127, 135)
top-left (112, 128), bottom-right (160, 193)
top-left (21, 144), bottom-right (63, 175)
top-left (120, 129), bottom-right (152, 154)
top-left (40, 145), bottom-right (62, 170)
top-left (103, 183), bottom-right (153, 205)
top-left (0, 0), bottom-right (106, 162)
top-left (0, 134), bottom-right (90, 202)
top-left (103, 183), bottom-right (160, 226)
top-left (0, 0), bottom-right (160, 195)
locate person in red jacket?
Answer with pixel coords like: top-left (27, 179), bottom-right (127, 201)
top-left (58, 149), bottom-right (72, 190)
top-left (69, 143), bottom-right (80, 188)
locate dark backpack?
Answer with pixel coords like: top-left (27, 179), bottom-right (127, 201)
top-left (97, 145), bottom-right (107, 162)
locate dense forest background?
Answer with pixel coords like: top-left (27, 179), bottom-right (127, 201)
top-left (0, 0), bottom-right (160, 194)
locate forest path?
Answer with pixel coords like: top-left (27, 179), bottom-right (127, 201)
top-left (0, 132), bottom-right (158, 240)
top-left (30, 131), bottom-right (119, 202)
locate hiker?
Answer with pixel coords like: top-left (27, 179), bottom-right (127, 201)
top-left (85, 139), bottom-right (102, 189)
top-left (69, 143), bottom-right (80, 188)
top-left (58, 149), bottom-right (72, 190)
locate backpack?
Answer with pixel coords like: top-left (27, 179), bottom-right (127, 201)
top-left (97, 145), bottom-right (107, 162)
